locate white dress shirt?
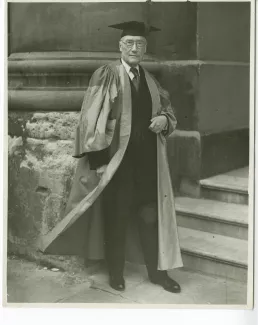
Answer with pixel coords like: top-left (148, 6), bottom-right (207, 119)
top-left (121, 59), bottom-right (140, 80)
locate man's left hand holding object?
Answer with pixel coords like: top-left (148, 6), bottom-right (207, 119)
top-left (149, 115), bottom-right (168, 134)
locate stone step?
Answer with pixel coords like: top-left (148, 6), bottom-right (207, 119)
top-left (178, 227), bottom-right (248, 281)
top-left (175, 197), bottom-right (248, 240)
top-left (200, 170), bottom-right (249, 205)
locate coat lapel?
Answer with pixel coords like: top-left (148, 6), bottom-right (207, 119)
top-left (143, 67), bottom-right (161, 117)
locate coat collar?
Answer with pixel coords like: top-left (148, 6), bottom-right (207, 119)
top-left (121, 58), bottom-right (140, 80)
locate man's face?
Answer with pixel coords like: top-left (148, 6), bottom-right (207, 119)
top-left (119, 36), bottom-right (147, 67)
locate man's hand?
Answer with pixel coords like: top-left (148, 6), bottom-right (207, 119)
top-left (96, 165), bottom-right (108, 178)
top-left (149, 115), bottom-right (167, 134)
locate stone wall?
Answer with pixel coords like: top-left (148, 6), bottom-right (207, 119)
top-left (9, 2), bottom-right (196, 60)
top-left (195, 2), bottom-right (250, 134)
top-left (195, 2), bottom-right (250, 177)
top-left (197, 2), bottom-right (250, 62)
top-left (8, 112), bottom-right (78, 250)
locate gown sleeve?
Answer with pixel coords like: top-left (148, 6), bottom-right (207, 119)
top-left (73, 64), bottom-right (119, 168)
top-left (152, 76), bottom-right (177, 137)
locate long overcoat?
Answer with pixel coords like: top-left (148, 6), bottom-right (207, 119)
top-left (38, 60), bottom-right (183, 271)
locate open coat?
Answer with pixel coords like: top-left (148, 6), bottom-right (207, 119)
top-left (38, 60), bottom-right (183, 271)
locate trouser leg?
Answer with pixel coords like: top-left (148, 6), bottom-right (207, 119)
top-left (137, 202), bottom-right (160, 280)
top-left (102, 162), bottom-right (134, 278)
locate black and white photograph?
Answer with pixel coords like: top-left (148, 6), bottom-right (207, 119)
top-left (4, 0), bottom-right (254, 307)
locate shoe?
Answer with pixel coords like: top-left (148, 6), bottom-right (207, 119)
top-left (109, 276), bottom-right (125, 291)
top-left (150, 272), bottom-right (181, 293)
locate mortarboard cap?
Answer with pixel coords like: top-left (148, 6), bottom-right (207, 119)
top-left (109, 21), bottom-right (160, 38)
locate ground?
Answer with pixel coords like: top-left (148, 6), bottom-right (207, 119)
top-left (6, 256), bottom-right (247, 305)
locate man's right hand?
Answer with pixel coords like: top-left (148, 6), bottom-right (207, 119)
top-left (96, 165), bottom-right (108, 178)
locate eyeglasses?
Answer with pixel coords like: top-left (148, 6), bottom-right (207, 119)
top-left (121, 40), bottom-right (147, 49)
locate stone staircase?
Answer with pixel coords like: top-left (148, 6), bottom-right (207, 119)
top-left (176, 167), bottom-right (249, 282)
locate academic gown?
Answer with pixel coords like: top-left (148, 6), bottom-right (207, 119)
top-left (37, 60), bottom-right (183, 271)
top-left (88, 64), bottom-right (158, 205)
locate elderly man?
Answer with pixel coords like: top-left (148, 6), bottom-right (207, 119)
top-left (40, 21), bottom-right (183, 294)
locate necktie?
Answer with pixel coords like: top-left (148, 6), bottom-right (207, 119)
top-left (130, 67), bottom-right (140, 91)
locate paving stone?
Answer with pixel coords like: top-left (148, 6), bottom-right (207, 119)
top-left (87, 262), bottom-right (148, 297)
top-left (6, 258), bottom-right (248, 305)
top-left (60, 288), bottom-right (133, 304)
top-left (7, 258), bottom-right (91, 303)
top-left (167, 269), bottom-right (247, 305)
